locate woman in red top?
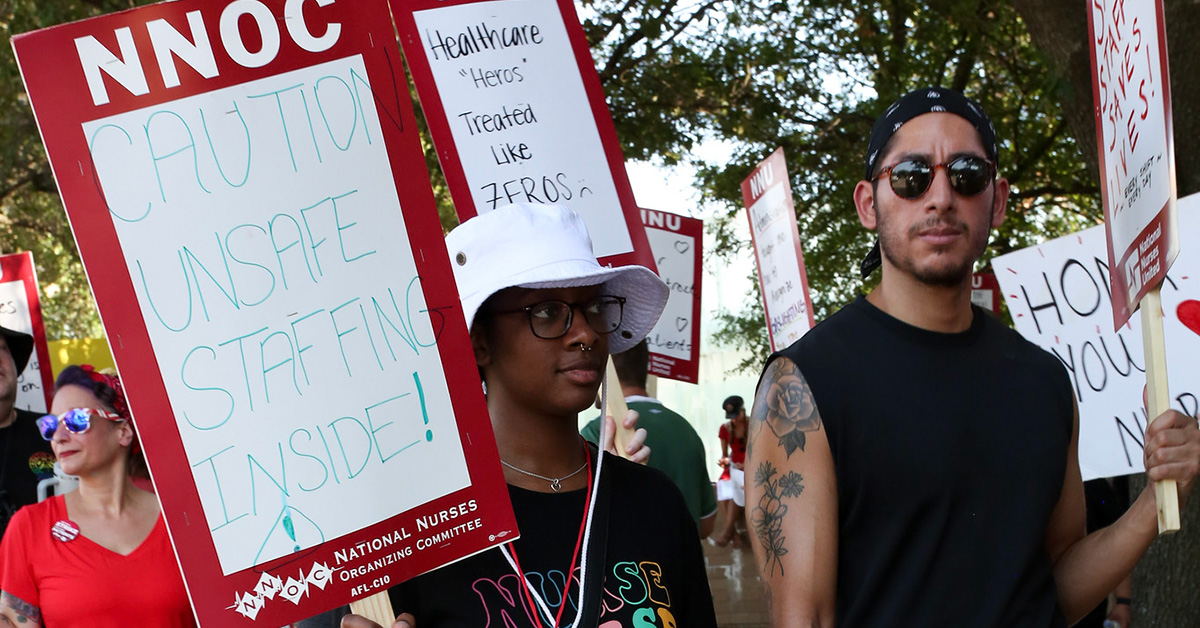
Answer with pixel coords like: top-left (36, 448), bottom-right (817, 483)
top-left (0, 366), bottom-right (194, 628)
top-left (715, 395), bottom-right (748, 547)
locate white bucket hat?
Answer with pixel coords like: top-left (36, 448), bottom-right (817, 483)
top-left (446, 202), bottom-right (668, 354)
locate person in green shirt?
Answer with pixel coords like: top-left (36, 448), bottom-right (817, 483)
top-left (581, 339), bottom-right (717, 538)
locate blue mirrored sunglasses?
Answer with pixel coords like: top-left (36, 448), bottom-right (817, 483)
top-left (37, 408), bottom-right (124, 441)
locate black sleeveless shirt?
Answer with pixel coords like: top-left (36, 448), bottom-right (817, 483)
top-left (767, 297), bottom-right (1073, 627)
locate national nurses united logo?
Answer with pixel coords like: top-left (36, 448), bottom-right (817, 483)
top-left (1124, 249), bottom-right (1143, 298)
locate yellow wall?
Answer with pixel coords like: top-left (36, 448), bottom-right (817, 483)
top-left (47, 337), bottom-right (115, 378)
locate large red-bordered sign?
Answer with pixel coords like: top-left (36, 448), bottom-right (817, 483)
top-left (641, 209), bottom-right (702, 383)
top-left (0, 251), bottom-right (54, 412)
top-left (1088, 0), bottom-right (1179, 329)
top-left (390, 0), bottom-right (656, 271)
top-left (741, 148), bottom-right (815, 352)
top-left (14, 1), bottom-right (515, 624)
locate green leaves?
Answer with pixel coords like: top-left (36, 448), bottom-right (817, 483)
top-left (584, 0), bottom-right (1112, 371)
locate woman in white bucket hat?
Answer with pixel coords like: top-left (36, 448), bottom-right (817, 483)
top-left (345, 203), bottom-right (716, 627)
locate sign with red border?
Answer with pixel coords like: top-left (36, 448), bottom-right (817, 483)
top-left (740, 148), bottom-right (815, 352)
top-left (0, 251), bottom-right (53, 412)
top-left (1088, 0), bottom-right (1179, 329)
top-left (970, 271), bottom-right (1001, 314)
top-left (640, 209), bottom-right (701, 383)
top-left (13, 1), bottom-right (515, 624)
top-left (992, 195), bottom-right (1200, 481)
top-left (390, 0), bottom-right (656, 271)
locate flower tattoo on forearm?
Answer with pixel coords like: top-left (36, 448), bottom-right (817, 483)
top-left (751, 461), bottom-right (805, 576)
top-left (1, 591), bottom-right (40, 625)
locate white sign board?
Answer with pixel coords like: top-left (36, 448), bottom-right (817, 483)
top-left (85, 55), bottom-right (470, 575)
top-left (15, 2), bottom-right (516, 621)
top-left (1088, 0), bottom-right (1179, 327)
top-left (402, 0), bottom-right (640, 260)
top-left (993, 194), bottom-right (1200, 480)
top-left (740, 148), bottom-right (815, 352)
top-left (641, 209), bottom-right (702, 382)
top-left (0, 252), bottom-right (50, 414)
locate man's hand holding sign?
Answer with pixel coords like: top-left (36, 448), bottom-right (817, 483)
top-left (1088, 0), bottom-right (1191, 532)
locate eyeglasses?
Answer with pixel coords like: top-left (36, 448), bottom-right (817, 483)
top-left (491, 296), bottom-right (626, 340)
top-left (37, 408), bottom-right (125, 440)
top-left (874, 156), bottom-right (995, 200)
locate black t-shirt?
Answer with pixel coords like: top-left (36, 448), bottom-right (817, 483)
top-left (1, 408), bottom-right (55, 539)
top-left (389, 448), bottom-right (716, 627)
top-left (769, 297), bottom-right (1074, 628)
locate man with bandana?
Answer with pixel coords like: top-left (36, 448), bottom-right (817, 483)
top-left (745, 87), bottom-right (1200, 626)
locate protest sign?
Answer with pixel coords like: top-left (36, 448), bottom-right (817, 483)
top-left (391, 0), bottom-right (656, 270)
top-left (992, 194), bottom-right (1199, 482)
top-left (0, 251), bottom-right (53, 411)
top-left (970, 271), bottom-right (1001, 314)
top-left (641, 208), bottom-right (701, 383)
top-left (740, 148), bottom-right (815, 352)
top-left (1088, 0), bottom-right (1181, 530)
top-left (1088, 0), bottom-right (1178, 328)
top-left (13, 1), bottom-right (515, 624)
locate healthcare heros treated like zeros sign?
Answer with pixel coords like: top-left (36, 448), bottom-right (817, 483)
top-left (390, 0), bottom-right (656, 270)
top-left (741, 148), bottom-right (816, 352)
top-left (1087, 0), bottom-right (1179, 329)
top-left (641, 209), bottom-right (702, 383)
top-left (0, 252), bottom-right (54, 412)
top-left (13, 1), bottom-right (515, 625)
top-left (992, 194), bottom-right (1200, 482)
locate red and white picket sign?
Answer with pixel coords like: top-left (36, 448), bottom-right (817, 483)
top-left (14, 1), bottom-right (515, 623)
top-left (1088, 0), bottom-right (1181, 532)
top-left (741, 148), bottom-right (815, 353)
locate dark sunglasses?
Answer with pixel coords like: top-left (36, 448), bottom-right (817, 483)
top-left (491, 295), bottom-right (626, 340)
top-left (874, 156), bottom-right (995, 199)
top-left (37, 407), bottom-right (125, 440)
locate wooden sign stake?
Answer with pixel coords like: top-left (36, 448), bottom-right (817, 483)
top-left (350, 592), bottom-right (395, 627)
top-left (1140, 287), bottom-right (1180, 534)
top-left (605, 358), bottom-right (633, 459)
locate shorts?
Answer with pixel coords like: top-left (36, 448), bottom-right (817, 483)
top-left (715, 466), bottom-right (745, 507)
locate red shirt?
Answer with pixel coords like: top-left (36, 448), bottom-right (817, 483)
top-left (0, 495), bottom-right (195, 628)
top-left (719, 421), bottom-right (746, 465)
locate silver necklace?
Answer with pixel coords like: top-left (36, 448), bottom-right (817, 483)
top-left (500, 458), bottom-right (588, 492)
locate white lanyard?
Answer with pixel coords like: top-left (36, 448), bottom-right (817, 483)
top-left (498, 377), bottom-right (612, 627)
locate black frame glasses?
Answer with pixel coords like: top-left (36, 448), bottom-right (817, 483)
top-left (491, 295), bottom-right (626, 340)
top-left (37, 407), bottom-right (124, 440)
top-left (874, 156), bottom-right (996, 200)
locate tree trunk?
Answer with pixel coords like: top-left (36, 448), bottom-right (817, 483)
top-left (1011, 0), bottom-right (1199, 197)
top-left (1127, 475), bottom-right (1200, 626)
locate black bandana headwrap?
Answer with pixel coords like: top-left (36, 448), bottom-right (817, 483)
top-left (860, 86), bottom-right (999, 279)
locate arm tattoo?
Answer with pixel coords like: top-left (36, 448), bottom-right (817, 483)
top-left (754, 358), bottom-right (821, 458)
top-left (750, 461), bottom-right (805, 576)
top-left (1, 591), bottom-right (40, 624)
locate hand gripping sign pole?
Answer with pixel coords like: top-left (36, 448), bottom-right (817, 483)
top-left (1142, 290), bottom-right (1177, 532)
top-left (1088, 0), bottom-right (1181, 532)
top-left (604, 359), bottom-right (633, 460)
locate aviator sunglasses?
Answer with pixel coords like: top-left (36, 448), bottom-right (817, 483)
top-left (37, 407), bottom-right (125, 441)
top-left (874, 155), bottom-right (996, 200)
